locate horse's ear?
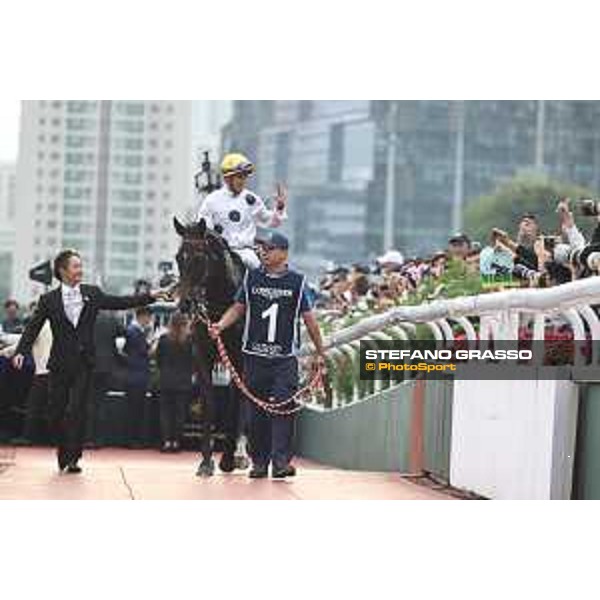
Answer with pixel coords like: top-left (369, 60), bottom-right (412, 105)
top-left (198, 218), bottom-right (207, 236)
top-left (173, 216), bottom-right (187, 237)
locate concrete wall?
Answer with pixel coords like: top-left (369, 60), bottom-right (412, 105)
top-left (296, 383), bottom-right (413, 472)
top-left (450, 376), bottom-right (579, 499)
top-left (296, 378), bottom-right (453, 476)
top-left (573, 383), bottom-right (600, 499)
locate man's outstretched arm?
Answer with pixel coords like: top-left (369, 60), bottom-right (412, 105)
top-left (96, 287), bottom-right (166, 311)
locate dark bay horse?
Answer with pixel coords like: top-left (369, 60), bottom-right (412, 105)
top-left (173, 216), bottom-right (246, 476)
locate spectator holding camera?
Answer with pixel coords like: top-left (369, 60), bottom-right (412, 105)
top-left (557, 198), bottom-right (586, 251)
top-left (490, 213), bottom-right (540, 273)
top-left (526, 198), bottom-right (600, 284)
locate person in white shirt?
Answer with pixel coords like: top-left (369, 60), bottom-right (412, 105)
top-left (195, 153), bottom-right (288, 269)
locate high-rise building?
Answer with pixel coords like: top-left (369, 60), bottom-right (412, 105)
top-left (255, 101), bottom-right (373, 274)
top-left (13, 100), bottom-right (193, 300)
top-left (0, 161), bottom-right (17, 222)
top-left (222, 101), bottom-right (274, 177)
top-left (0, 161), bottom-right (17, 300)
top-left (370, 101), bottom-right (600, 256)
top-left (193, 100), bottom-right (231, 158)
top-left (223, 100), bottom-right (600, 275)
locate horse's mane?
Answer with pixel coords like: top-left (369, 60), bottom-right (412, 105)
top-left (218, 235), bottom-right (245, 293)
top-left (177, 223), bottom-right (245, 303)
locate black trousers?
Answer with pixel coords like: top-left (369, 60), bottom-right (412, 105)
top-left (23, 374), bottom-right (50, 444)
top-left (48, 368), bottom-right (92, 466)
top-left (243, 355), bottom-right (298, 470)
top-left (159, 390), bottom-right (188, 443)
top-left (86, 371), bottom-right (111, 445)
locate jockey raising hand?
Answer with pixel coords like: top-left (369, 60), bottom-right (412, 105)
top-left (195, 152), bottom-right (288, 269)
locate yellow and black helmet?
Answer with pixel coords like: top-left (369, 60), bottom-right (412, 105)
top-left (220, 153), bottom-right (255, 178)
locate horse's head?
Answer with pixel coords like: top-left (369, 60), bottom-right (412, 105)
top-left (173, 216), bottom-right (242, 315)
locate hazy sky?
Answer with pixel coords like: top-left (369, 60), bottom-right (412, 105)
top-left (0, 100), bottom-right (20, 162)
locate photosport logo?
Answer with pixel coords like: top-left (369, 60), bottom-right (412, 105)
top-left (359, 340), bottom-right (600, 381)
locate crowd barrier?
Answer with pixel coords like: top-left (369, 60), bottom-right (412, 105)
top-left (298, 277), bottom-right (600, 499)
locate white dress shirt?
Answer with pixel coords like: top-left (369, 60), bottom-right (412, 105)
top-left (61, 283), bottom-right (84, 327)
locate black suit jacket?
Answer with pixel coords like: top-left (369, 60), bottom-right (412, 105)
top-left (93, 312), bottom-right (125, 374)
top-left (16, 284), bottom-right (154, 377)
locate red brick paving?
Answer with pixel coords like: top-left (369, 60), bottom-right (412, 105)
top-left (0, 446), bottom-right (454, 500)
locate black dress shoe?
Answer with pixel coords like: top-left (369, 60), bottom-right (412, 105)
top-left (65, 462), bottom-right (82, 474)
top-left (219, 453), bottom-right (236, 473)
top-left (57, 452), bottom-right (68, 472)
top-left (272, 464), bottom-right (297, 479)
top-left (249, 465), bottom-right (268, 479)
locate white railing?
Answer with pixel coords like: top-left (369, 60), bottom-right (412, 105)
top-left (305, 277), bottom-right (600, 408)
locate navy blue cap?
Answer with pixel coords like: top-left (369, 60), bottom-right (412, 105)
top-left (255, 230), bottom-right (289, 250)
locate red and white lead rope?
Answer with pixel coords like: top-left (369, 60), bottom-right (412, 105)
top-left (194, 314), bottom-right (325, 416)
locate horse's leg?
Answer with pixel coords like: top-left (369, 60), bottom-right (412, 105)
top-left (195, 348), bottom-right (216, 477)
top-left (234, 395), bottom-right (250, 471)
top-left (217, 384), bottom-right (238, 472)
top-left (216, 382), bottom-right (236, 473)
top-left (218, 332), bottom-right (243, 472)
top-left (232, 350), bottom-right (251, 469)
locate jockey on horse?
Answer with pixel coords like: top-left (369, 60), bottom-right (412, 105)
top-left (195, 152), bottom-right (289, 269)
top-left (183, 152), bottom-right (288, 476)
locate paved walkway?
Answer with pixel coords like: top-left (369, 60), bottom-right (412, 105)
top-left (0, 447), bottom-right (454, 500)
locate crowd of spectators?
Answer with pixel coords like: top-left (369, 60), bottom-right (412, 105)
top-left (314, 198), bottom-right (600, 326)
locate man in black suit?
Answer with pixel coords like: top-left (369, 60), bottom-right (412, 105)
top-left (12, 249), bottom-right (167, 473)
